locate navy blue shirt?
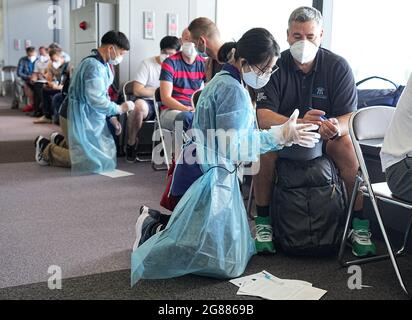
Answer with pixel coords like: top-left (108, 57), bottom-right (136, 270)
top-left (256, 48), bottom-right (357, 119)
top-left (17, 56), bottom-right (37, 80)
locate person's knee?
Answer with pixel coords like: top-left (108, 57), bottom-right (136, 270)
top-left (177, 112), bottom-right (194, 131)
top-left (134, 99), bottom-right (149, 117)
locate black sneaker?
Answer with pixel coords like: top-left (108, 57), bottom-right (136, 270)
top-left (34, 136), bottom-right (50, 166)
top-left (126, 144), bottom-right (137, 163)
top-left (133, 208), bottom-right (162, 251)
top-left (50, 132), bottom-right (65, 146)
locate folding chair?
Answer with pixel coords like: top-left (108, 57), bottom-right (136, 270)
top-left (122, 80), bottom-right (155, 162)
top-left (338, 106), bottom-right (412, 295)
top-left (152, 88), bottom-right (172, 171)
top-left (1, 66), bottom-right (17, 97)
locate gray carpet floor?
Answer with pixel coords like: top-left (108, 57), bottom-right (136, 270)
top-left (1, 252), bottom-right (411, 300)
top-left (0, 161), bottom-right (166, 289)
top-left (0, 100), bottom-right (60, 164)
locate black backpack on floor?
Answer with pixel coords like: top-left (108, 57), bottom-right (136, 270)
top-left (271, 156), bottom-right (347, 256)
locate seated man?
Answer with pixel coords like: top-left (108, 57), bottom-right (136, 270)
top-left (49, 42), bottom-right (71, 63)
top-left (381, 73), bottom-right (412, 203)
top-left (126, 36), bottom-right (181, 162)
top-left (14, 46), bottom-right (37, 110)
top-left (33, 49), bottom-right (71, 124)
top-left (253, 6), bottom-right (376, 257)
top-left (159, 28), bottom-right (206, 132)
top-left (33, 46), bottom-right (50, 76)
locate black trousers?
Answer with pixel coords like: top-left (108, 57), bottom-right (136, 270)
top-left (42, 88), bottom-right (61, 118)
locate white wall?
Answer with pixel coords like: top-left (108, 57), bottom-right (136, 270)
top-left (68, 0), bottom-right (216, 84)
top-left (121, 0), bottom-right (216, 84)
top-left (3, 0), bottom-right (71, 66)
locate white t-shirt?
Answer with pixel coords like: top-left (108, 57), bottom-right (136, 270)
top-left (134, 56), bottom-right (161, 89)
top-left (381, 73), bottom-right (412, 172)
top-left (34, 57), bottom-right (50, 73)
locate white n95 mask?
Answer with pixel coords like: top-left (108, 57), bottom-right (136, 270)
top-left (182, 42), bottom-right (198, 60)
top-left (52, 61), bottom-right (62, 69)
top-left (108, 47), bottom-right (124, 65)
top-left (242, 69), bottom-right (271, 90)
top-left (290, 40), bottom-right (319, 64)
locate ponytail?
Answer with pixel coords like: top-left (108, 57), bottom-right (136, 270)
top-left (217, 42), bottom-right (237, 63)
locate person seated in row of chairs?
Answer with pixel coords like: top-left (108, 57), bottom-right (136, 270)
top-left (381, 73), bottom-right (412, 203)
top-left (22, 46), bottom-right (51, 113)
top-left (159, 28), bottom-right (207, 133)
top-left (14, 46), bottom-right (38, 110)
top-left (33, 49), bottom-right (71, 124)
top-left (126, 36), bottom-right (181, 163)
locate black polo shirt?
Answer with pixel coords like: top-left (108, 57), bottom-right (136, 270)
top-left (256, 48), bottom-right (357, 119)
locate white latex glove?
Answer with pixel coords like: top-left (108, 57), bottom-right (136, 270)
top-left (119, 101), bottom-right (135, 114)
top-left (270, 109), bottom-right (321, 148)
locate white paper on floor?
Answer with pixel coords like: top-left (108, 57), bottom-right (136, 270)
top-left (230, 271), bottom-right (327, 300)
top-left (99, 169), bottom-right (135, 179)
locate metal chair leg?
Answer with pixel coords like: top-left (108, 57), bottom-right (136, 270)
top-left (339, 176), bottom-right (410, 295)
top-left (246, 179), bottom-right (255, 221)
top-left (338, 175), bottom-right (361, 265)
top-left (369, 192), bottom-right (409, 295)
top-left (397, 214), bottom-right (412, 256)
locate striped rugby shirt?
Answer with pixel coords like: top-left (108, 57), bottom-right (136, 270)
top-left (159, 52), bottom-right (206, 110)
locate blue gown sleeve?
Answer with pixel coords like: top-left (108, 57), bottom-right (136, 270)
top-left (214, 81), bottom-right (283, 162)
top-left (83, 62), bottom-right (120, 116)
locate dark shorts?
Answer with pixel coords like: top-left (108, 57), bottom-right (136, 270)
top-left (386, 157), bottom-right (412, 203)
top-left (131, 98), bottom-right (155, 121)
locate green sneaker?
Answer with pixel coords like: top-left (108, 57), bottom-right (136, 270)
top-left (349, 218), bottom-right (377, 257)
top-left (255, 216), bottom-right (276, 254)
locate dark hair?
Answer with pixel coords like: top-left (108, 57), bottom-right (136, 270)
top-left (160, 36), bottom-right (181, 51)
top-left (49, 42), bottom-right (61, 50)
top-left (218, 28), bottom-right (280, 67)
top-left (26, 46), bottom-right (36, 54)
top-left (49, 48), bottom-right (63, 58)
top-left (101, 31), bottom-right (130, 51)
top-left (188, 17), bottom-right (220, 42)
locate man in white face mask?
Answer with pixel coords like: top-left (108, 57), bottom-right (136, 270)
top-left (253, 6), bottom-right (377, 258)
top-left (159, 28), bottom-right (207, 133)
top-left (13, 46), bottom-right (38, 110)
top-left (125, 36), bottom-right (180, 163)
top-left (64, 31), bottom-right (134, 174)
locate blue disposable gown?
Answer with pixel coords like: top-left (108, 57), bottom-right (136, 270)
top-left (131, 70), bottom-right (283, 286)
top-left (68, 57), bottom-right (119, 174)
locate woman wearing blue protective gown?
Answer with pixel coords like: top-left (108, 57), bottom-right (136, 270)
top-left (131, 28), bottom-right (320, 285)
top-left (68, 31), bottom-right (133, 175)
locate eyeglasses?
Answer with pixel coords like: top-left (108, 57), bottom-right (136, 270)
top-left (253, 64), bottom-right (279, 77)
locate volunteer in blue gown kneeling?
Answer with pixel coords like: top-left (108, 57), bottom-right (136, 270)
top-left (131, 28), bottom-right (321, 285)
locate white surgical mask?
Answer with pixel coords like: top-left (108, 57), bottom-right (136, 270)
top-left (52, 61), bottom-right (62, 69)
top-left (242, 67), bottom-right (272, 90)
top-left (39, 55), bottom-right (49, 63)
top-left (108, 47), bottom-right (124, 65)
top-left (159, 53), bottom-right (169, 63)
top-left (182, 42), bottom-right (198, 60)
top-left (29, 56), bottom-right (37, 63)
top-left (290, 40), bottom-right (319, 64)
